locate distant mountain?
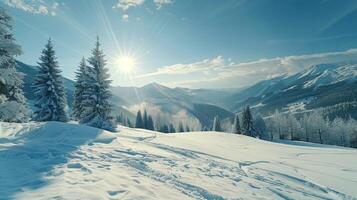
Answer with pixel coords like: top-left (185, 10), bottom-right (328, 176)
top-left (111, 82), bottom-right (234, 128)
top-left (226, 63), bottom-right (357, 117)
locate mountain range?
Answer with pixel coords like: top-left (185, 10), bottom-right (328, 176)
top-left (16, 61), bottom-right (357, 128)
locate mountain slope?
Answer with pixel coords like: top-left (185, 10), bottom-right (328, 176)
top-left (227, 63), bottom-right (357, 116)
top-left (1, 121), bottom-right (356, 199)
top-left (111, 83), bottom-right (234, 128)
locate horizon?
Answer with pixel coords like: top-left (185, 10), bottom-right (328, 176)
top-left (4, 0), bottom-right (357, 88)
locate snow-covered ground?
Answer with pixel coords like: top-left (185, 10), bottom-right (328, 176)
top-left (1, 122), bottom-right (357, 200)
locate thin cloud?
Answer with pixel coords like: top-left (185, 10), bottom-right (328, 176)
top-left (113, 0), bottom-right (145, 11)
top-left (153, 0), bottom-right (173, 9)
top-left (137, 55), bottom-right (224, 78)
top-left (139, 48), bottom-right (357, 88)
top-left (3, 0), bottom-right (59, 15)
top-left (122, 14), bottom-right (129, 22)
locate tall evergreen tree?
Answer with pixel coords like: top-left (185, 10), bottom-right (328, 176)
top-left (212, 116), bottom-right (222, 132)
top-left (80, 37), bottom-right (115, 130)
top-left (178, 122), bottom-right (185, 132)
top-left (0, 8), bottom-right (28, 122)
top-left (143, 109), bottom-right (148, 129)
top-left (146, 115), bottom-right (155, 130)
top-left (242, 106), bottom-right (254, 136)
top-left (135, 110), bottom-right (144, 128)
top-left (33, 39), bottom-right (68, 122)
top-left (73, 57), bottom-right (90, 120)
top-left (232, 114), bottom-right (241, 134)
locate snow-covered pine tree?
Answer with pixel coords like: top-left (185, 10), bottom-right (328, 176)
top-left (242, 106), bottom-right (254, 136)
top-left (147, 115), bottom-right (155, 130)
top-left (178, 122), bottom-right (185, 132)
top-left (33, 39), bottom-right (68, 122)
top-left (0, 8), bottom-right (28, 122)
top-left (135, 110), bottom-right (144, 128)
top-left (73, 57), bottom-right (90, 120)
top-left (232, 114), bottom-right (241, 134)
top-left (80, 37), bottom-right (115, 130)
top-left (143, 109), bottom-right (148, 129)
top-left (212, 116), bottom-right (222, 132)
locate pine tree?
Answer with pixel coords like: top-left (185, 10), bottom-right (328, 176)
top-left (169, 123), bottom-right (176, 133)
top-left (242, 106), bottom-right (254, 136)
top-left (80, 37), bottom-right (115, 130)
top-left (126, 117), bottom-right (133, 128)
top-left (73, 57), bottom-right (90, 120)
top-left (232, 114), bottom-right (241, 134)
top-left (33, 39), bottom-right (68, 122)
top-left (178, 122), bottom-right (185, 132)
top-left (147, 115), bottom-right (155, 130)
top-left (0, 8), bottom-right (28, 122)
top-left (212, 116), bottom-right (222, 132)
top-left (135, 110), bottom-right (144, 128)
top-left (143, 109), bottom-right (148, 129)
top-left (160, 124), bottom-right (169, 133)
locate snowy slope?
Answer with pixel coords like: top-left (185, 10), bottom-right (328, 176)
top-left (1, 122), bottom-right (357, 199)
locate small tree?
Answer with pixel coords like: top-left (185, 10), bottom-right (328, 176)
top-left (212, 116), bottom-right (222, 132)
top-left (160, 124), bottom-right (169, 133)
top-left (185, 125), bottom-right (191, 132)
top-left (232, 114), bottom-right (241, 134)
top-left (143, 109), bottom-right (148, 129)
top-left (242, 106), bottom-right (254, 136)
top-left (147, 115), bottom-right (155, 130)
top-left (33, 39), bottom-right (68, 122)
top-left (135, 110), bottom-right (144, 128)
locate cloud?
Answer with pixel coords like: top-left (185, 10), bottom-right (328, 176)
top-left (137, 55), bottom-right (224, 77)
top-left (113, 0), bottom-right (173, 11)
top-left (3, 0), bottom-right (59, 15)
top-left (122, 14), bottom-right (129, 22)
top-left (113, 0), bottom-right (145, 11)
top-left (153, 0), bottom-right (173, 9)
top-left (138, 48), bottom-right (357, 88)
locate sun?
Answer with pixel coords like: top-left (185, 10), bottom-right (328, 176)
top-left (115, 54), bottom-right (137, 73)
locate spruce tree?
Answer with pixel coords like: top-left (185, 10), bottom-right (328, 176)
top-left (143, 109), bottom-right (148, 129)
top-left (147, 115), bottom-right (155, 130)
top-left (80, 37), bottom-right (115, 130)
top-left (73, 57), bottom-right (90, 120)
top-left (160, 124), bottom-right (169, 133)
top-left (242, 106), bottom-right (254, 136)
top-left (135, 110), bottom-right (144, 128)
top-left (33, 39), bottom-right (68, 122)
top-left (232, 114), bottom-right (241, 134)
top-left (212, 116), bottom-right (222, 132)
top-left (0, 8), bottom-right (28, 122)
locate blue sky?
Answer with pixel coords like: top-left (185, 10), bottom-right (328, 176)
top-left (3, 0), bottom-right (357, 88)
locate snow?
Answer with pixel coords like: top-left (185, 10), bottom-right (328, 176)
top-left (1, 122), bottom-right (357, 199)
